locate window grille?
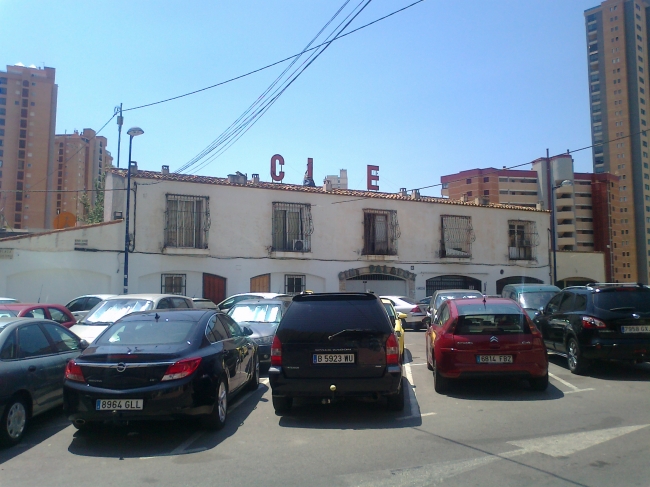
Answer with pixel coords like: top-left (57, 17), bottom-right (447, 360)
top-left (161, 274), bottom-right (186, 295)
top-left (440, 215), bottom-right (474, 258)
top-left (508, 220), bottom-right (539, 260)
top-left (164, 194), bottom-right (210, 249)
top-left (285, 274), bottom-right (305, 295)
top-left (272, 202), bottom-right (313, 252)
top-left (363, 209), bottom-right (400, 255)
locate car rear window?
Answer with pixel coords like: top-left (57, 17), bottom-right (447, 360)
top-left (594, 290), bottom-right (650, 312)
top-left (97, 320), bottom-right (196, 345)
top-left (280, 295), bottom-right (391, 334)
top-left (435, 292), bottom-right (482, 309)
top-left (455, 303), bottom-right (529, 334)
top-left (519, 291), bottom-right (558, 310)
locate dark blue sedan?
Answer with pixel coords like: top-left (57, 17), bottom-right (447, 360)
top-left (0, 317), bottom-right (85, 446)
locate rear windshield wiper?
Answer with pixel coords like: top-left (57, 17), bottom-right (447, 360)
top-left (328, 329), bottom-right (375, 340)
top-left (609, 307), bottom-right (636, 312)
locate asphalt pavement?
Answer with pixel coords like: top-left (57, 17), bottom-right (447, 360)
top-left (1, 331), bottom-right (649, 487)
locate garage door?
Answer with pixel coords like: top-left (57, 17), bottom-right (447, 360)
top-left (345, 274), bottom-right (407, 295)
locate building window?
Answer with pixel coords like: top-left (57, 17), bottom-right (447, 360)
top-left (164, 194), bottom-right (210, 249)
top-left (466, 178), bottom-right (472, 184)
top-left (508, 221), bottom-right (537, 261)
top-left (362, 209), bottom-right (399, 255)
top-left (483, 190), bottom-right (489, 196)
top-left (272, 202), bottom-right (313, 252)
top-left (440, 215), bottom-right (474, 258)
top-left (483, 177), bottom-right (489, 183)
top-left (161, 274), bottom-right (186, 295)
top-left (285, 275), bottom-right (305, 295)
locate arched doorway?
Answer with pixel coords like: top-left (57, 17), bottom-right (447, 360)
top-left (496, 276), bottom-right (543, 295)
top-left (426, 275), bottom-right (482, 296)
top-left (203, 273), bottom-right (226, 304)
top-left (345, 273), bottom-right (407, 295)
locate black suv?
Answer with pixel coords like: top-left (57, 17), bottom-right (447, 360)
top-left (268, 293), bottom-right (404, 414)
top-left (534, 283), bottom-right (650, 374)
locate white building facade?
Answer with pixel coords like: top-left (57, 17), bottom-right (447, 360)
top-left (0, 168), bottom-right (558, 304)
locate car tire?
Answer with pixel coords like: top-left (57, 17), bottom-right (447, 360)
top-left (567, 337), bottom-right (589, 375)
top-left (0, 396), bottom-right (28, 447)
top-left (203, 378), bottom-right (228, 430)
top-left (529, 371), bottom-right (549, 392)
top-left (412, 323), bottom-right (421, 332)
top-left (272, 396), bottom-right (293, 414)
top-left (433, 361), bottom-right (449, 394)
top-left (386, 378), bottom-right (405, 411)
top-left (246, 354), bottom-right (260, 393)
top-left (72, 420), bottom-right (99, 432)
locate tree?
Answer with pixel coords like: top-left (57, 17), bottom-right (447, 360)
top-left (79, 172), bottom-right (105, 224)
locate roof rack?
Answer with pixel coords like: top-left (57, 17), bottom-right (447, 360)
top-left (584, 282), bottom-right (649, 290)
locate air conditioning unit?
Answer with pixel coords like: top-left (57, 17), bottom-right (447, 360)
top-left (293, 239), bottom-right (306, 251)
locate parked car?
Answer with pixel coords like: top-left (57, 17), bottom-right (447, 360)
top-left (217, 293), bottom-right (288, 312)
top-left (426, 297), bottom-right (548, 393)
top-left (380, 295), bottom-right (427, 331)
top-left (381, 298), bottom-right (406, 358)
top-left (428, 289), bottom-right (483, 320)
top-left (502, 284), bottom-right (561, 319)
top-left (227, 297), bottom-right (293, 364)
top-left (65, 294), bottom-right (117, 321)
top-left (0, 298), bottom-right (19, 305)
top-left (533, 283), bottom-right (650, 374)
top-left (0, 303), bottom-right (77, 329)
top-left (191, 298), bottom-right (218, 309)
top-left (69, 294), bottom-right (194, 343)
top-left (0, 317), bottom-right (87, 446)
top-left (63, 309), bottom-right (258, 431)
top-left (269, 292), bottom-right (404, 414)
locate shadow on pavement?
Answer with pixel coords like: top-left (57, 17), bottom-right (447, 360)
top-left (0, 407), bottom-right (70, 464)
top-left (66, 384), bottom-right (267, 459)
top-left (442, 378), bottom-right (564, 401)
top-left (549, 354), bottom-right (650, 381)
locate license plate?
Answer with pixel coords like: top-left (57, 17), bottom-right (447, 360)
top-left (621, 325), bottom-right (650, 333)
top-left (96, 399), bottom-right (143, 411)
top-left (313, 353), bottom-right (355, 364)
top-left (476, 355), bottom-right (513, 364)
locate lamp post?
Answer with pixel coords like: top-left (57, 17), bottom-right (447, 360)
top-left (123, 126), bottom-right (144, 294)
top-left (550, 179), bottom-right (573, 286)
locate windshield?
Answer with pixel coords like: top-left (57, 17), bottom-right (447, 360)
top-left (519, 292), bottom-right (558, 310)
top-left (435, 292), bottom-right (482, 309)
top-left (594, 290), bottom-right (650, 312)
top-left (97, 319), bottom-right (195, 345)
top-left (229, 303), bottom-right (282, 323)
top-left (82, 299), bottom-right (153, 325)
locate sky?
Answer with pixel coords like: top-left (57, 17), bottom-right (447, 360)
top-left (1, 0), bottom-right (601, 197)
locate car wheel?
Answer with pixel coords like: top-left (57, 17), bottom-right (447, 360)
top-left (72, 420), bottom-right (99, 432)
top-left (203, 378), bottom-right (228, 430)
top-left (0, 396), bottom-right (28, 446)
top-left (567, 337), bottom-right (589, 375)
top-left (272, 396), bottom-right (293, 414)
top-left (529, 371), bottom-right (549, 391)
top-left (246, 354), bottom-right (260, 392)
top-left (386, 378), bottom-right (405, 411)
top-left (433, 361), bottom-right (449, 394)
top-left (412, 322), bottom-right (421, 332)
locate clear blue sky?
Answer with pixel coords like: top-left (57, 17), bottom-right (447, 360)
top-left (1, 0), bottom-right (600, 196)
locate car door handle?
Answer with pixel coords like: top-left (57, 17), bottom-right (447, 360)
top-left (28, 365), bottom-right (37, 372)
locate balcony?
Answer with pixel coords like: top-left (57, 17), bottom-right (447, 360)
top-left (557, 237), bottom-right (576, 247)
top-left (556, 224), bottom-right (576, 233)
top-left (556, 210), bottom-right (575, 219)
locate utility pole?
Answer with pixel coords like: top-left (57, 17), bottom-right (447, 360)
top-left (546, 148), bottom-right (557, 286)
top-left (115, 104), bottom-right (123, 168)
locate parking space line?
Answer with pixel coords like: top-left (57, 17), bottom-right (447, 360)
top-left (549, 372), bottom-right (595, 394)
top-left (170, 431), bottom-right (203, 455)
top-left (403, 362), bottom-right (421, 419)
top-left (396, 412), bottom-right (436, 421)
top-left (260, 378), bottom-right (269, 385)
top-left (407, 363), bottom-right (428, 366)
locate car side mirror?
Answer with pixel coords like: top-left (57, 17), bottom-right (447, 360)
top-left (397, 312), bottom-right (407, 320)
top-left (243, 326), bottom-right (254, 336)
top-left (79, 339), bottom-right (89, 350)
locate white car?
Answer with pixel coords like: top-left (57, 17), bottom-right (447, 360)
top-left (380, 295), bottom-right (427, 331)
top-left (65, 294), bottom-right (117, 321)
top-left (0, 297), bottom-right (19, 305)
top-left (217, 293), bottom-right (288, 312)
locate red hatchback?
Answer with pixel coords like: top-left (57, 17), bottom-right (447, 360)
top-left (0, 303), bottom-right (77, 328)
top-left (426, 297), bottom-right (548, 393)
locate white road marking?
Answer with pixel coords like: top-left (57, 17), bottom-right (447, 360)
top-left (549, 372), bottom-right (595, 394)
top-left (260, 377), bottom-right (269, 385)
top-left (564, 388), bottom-right (595, 394)
top-left (403, 362), bottom-right (421, 420)
top-left (396, 412), bottom-right (436, 421)
top-left (340, 424), bottom-right (649, 486)
top-left (406, 362), bottom-right (428, 366)
top-left (169, 431), bottom-right (204, 456)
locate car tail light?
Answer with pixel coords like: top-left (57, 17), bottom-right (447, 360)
top-left (411, 306), bottom-right (421, 313)
top-left (161, 357), bottom-right (202, 381)
top-left (386, 333), bottom-right (399, 365)
top-left (65, 361), bottom-right (86, 383)
top-left (582, 316), bottom-right (607, 329)
top-left (271, 335), bottom-right (282, 366)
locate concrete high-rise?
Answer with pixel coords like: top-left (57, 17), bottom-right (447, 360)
top-left (585, 0), bottom-right (650, 283)
top-left (0, 64), bottom-right (57, 231)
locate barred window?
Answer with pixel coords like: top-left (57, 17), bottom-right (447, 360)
top-left (440, 215), bottom-right (474, 258)
top-left (161, 274), bottom-right (186, 295)
top-left (363, 209), bottom-right (399, 255)
top-left (285, 274), bottom-right (305, 295)
top-left (164, 194), bottom-right (210, 249)
top-left (508, 220), bottom-right (538, 260)
top-left (272, 202), bottom-right (313, 252)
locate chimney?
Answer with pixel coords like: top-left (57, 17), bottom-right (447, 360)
top-left (323, 179), bottom-right (332, 192)
top-left (227, 172), bottom-right (247, 184)
top-left (459, 194), bottom-right (466, 202)
top-left (161, 165), bottom-right (169, 174)
top-left (399, 188), bottom-right (407, 197)
top-left (410, 189), bottom-right (420, 200)
top-left (252, 173), bottom-right (260, 184)
top-left (129, 161), bottom-right (138, 175)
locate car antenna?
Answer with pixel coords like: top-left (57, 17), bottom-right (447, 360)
top-left (483, 296), bottom-right (486, 306)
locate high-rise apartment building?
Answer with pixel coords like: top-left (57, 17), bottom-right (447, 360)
top-left (440, 154), bottom-right (621, 282)
top-left (0, 64), bottom-right (57, 230)
top-left (585, 0), bottom-right (650, 283)
top-left (53, 129), bottom-right (113, 224)
top-left (323, 169), bottom-right (348, 189)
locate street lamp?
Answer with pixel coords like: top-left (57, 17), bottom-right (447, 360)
top-left (550, 179), bottom-right (573, 286)
top-left (123, 126), bottom-right (144, 294)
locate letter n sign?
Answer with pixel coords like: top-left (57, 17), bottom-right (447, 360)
top-left (367, 165), bottom-right (379, 191)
